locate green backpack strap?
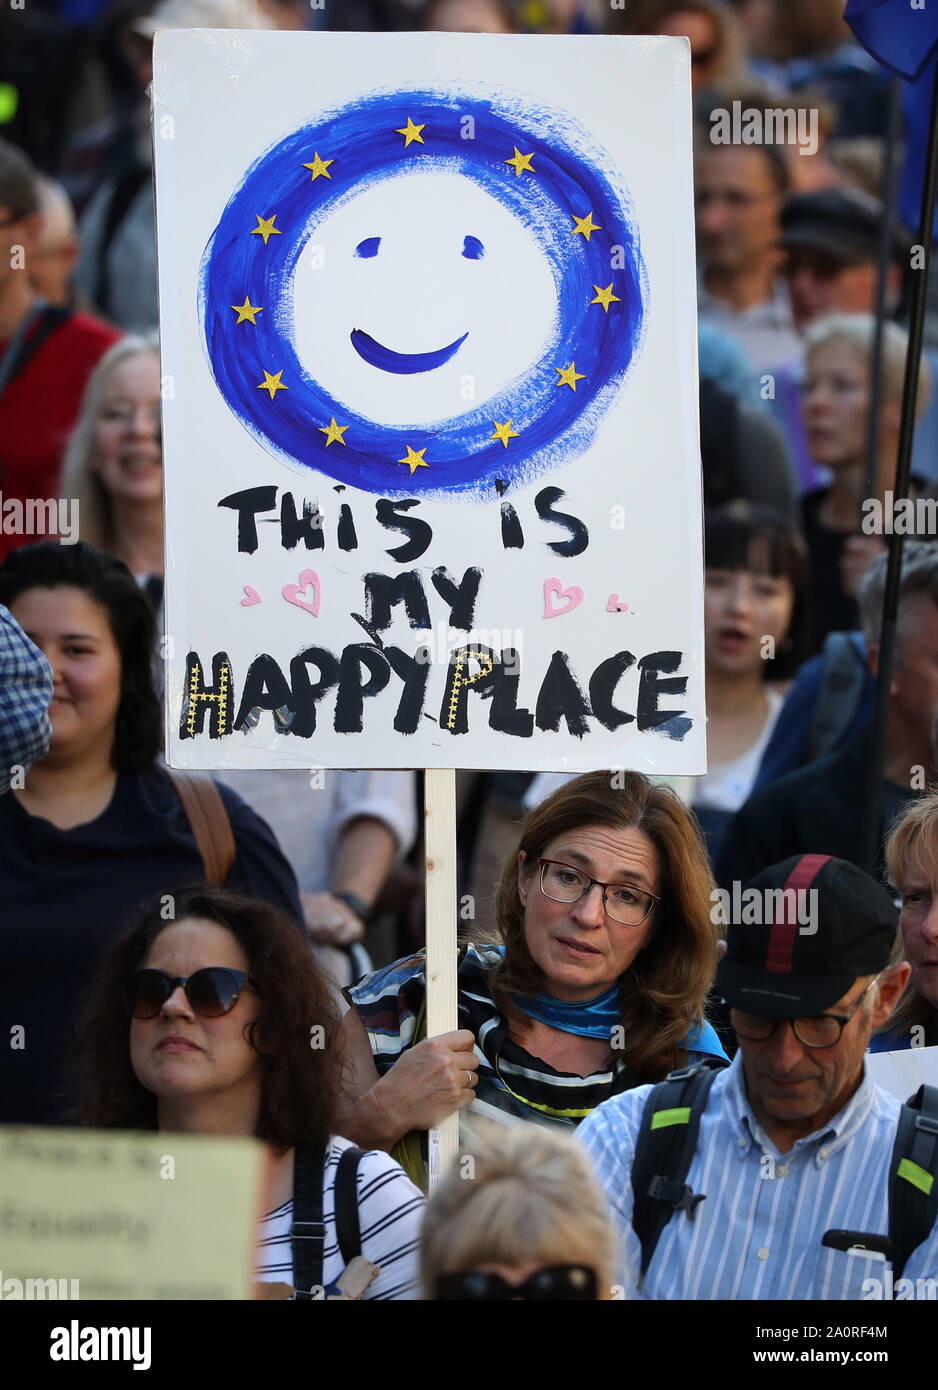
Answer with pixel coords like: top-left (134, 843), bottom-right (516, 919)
top-left (630, 1057), bottom-right (728, 1287)
top-left (888, 1083), bottom-right (938, 1281)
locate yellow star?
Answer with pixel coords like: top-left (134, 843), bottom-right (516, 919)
top-left (505, 147), bottom-right (534, 177)
top-left (396, 117), bottom-right (426, 147)
top-left (398, 444), bottom-right (428, 474)
top-left (591, 283), bottom-right (621, 313)
top-left (555, 362), bottom-right (585, 391)
top-left (572, 211), bottom-right (601, 242)
top-left (302, 152), bottom-right (333, 181)
top-left (258, 370), bottom-right (287, 400)
top-left (251, 214), bottom-right (282, 245)
top-left (319, 417), bottom-right (348, 447)
top-left (231, 296), bottom-right (263, 325)
top-left (490, 419), bottom-right (519, 448)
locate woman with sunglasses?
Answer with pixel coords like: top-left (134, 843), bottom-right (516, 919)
top-left (422, 1122), bottom-right (616, 1301)
top-left (76, 886), bottom-right (424, 1299)
top-left (337, 771), bottom-right (726, 1175)
top-left (0, 541), bottom-right (302, 1125)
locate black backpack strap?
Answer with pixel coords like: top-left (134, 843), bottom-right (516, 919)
top-left (335, 1146), bottom-right (366, 1266)
top-left (291, 1141), bottom-right (326, 1299)
top-left (888, 1084), bottom-right (938, 1281)
top-left (631, 1057), bottom-right (727, 1287)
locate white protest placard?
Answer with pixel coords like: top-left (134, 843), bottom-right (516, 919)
top-left (153, 30), bottom-right (704, 774)
top-left (866, 1045), bottom-right (938, 1101)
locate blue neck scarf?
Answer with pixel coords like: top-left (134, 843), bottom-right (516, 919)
top-left (513, 984), bottom-right (621, 1040)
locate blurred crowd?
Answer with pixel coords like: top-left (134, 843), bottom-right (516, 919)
top-left (2, 0), bottom-right (938, 1303)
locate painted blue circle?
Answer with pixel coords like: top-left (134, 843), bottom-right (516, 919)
top-left (201, 89), bottom-right (647, 498)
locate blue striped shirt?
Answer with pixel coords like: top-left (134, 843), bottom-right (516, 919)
top-left (0, 604), bottom-right (53, 792)
top-left (577, 1054), bottom-right (938, 1299)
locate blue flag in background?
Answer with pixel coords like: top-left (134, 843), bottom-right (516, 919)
top-left (844, 0), bottom-right (938, 81)
top-left (846, 0), bottom-right (938, 239)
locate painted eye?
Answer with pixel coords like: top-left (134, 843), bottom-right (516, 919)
top-left (355, 237), bottom-right (381, 259)
top-left (462, 235), bottom-right (485, 260)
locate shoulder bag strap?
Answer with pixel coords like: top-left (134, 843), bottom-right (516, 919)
top-left (291, 1142), bottom-right (326, 1299)
top-left (0, 302), bottom-right (71, 407)
top-left (164, 768), bottom-right (236, 886)
top-left (334, 1146), bottom-right (366, 1266)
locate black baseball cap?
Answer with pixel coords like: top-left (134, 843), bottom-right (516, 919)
top-left (715, 854), bottom-right (897, 1018)
top-left (778, 188), bottom-right (903, 266)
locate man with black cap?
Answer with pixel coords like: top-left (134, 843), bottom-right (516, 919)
top-left (765, 185), bottom-right (925, 497)
top-left (578, 854), bottom-right (938, 1298)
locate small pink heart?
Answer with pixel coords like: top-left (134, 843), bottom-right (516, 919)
top-left (543, 577), bottom-right (584, 619)
top-left (241, 585), bottom-right (262, 607)
top-left (282, 569), bottom-right (321, 617)
top-left (606, 594), bottom-right (629, 612)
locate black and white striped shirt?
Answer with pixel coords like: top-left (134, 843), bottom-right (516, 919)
top-left (254, 1135), bottom-right (425, 1300)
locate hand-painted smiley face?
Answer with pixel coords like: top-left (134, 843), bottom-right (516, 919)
top-left (290, 171), bottom-right (556, 427)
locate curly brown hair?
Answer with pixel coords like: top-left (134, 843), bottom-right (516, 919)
top-left (74, 886), bottom-right (340, 1150)
top-left (490, 771), bottom-right (720, 1082)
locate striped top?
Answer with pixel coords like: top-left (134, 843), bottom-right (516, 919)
top-left (576, 1053), bottom-right (938, 1299)
top-left (254, 1135), bottom-right (424, 1300)
top-left (347, 945), bottom-right (725, 1129)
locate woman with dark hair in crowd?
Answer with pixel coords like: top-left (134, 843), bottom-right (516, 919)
top-left (0, 541), bottom-right (302, 1126)
top-left (693, 503), bottom-right (810, 862)
top-left (76, 886), bottom-right (424, 1298)
top-left (336, 770), bottom-right (726, 1178)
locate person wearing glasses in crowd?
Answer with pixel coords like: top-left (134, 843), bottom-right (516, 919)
top-left (870, 791), bottom-right (938, 1052)
top-left (421, 1122), bottom-right (616, 1301)
top-left (578, 855), bottom-right (938, 1299)
top-left (336, 772), bottom-right (726, 1181)
top-left (0, 542), bottom-right (302, 1125)
top-left (76, 886), bottom-right (424, 1300)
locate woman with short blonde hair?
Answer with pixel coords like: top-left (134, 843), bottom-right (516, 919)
top-left (874, 792), bottom-right (938, 1049)
top-left (421, 1122), bottom-right (617, 1300)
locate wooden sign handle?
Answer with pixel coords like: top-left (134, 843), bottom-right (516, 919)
top-left (424, 768), bottom-right (459, 1185)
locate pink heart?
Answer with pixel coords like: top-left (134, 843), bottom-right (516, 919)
top-left (543, 577), bottom-right (584, 619)
top-left (241, 585), bottom-right (262, 607)
top-left (606, 594), bottom-right (629, 612)
top-left (282, 569), bottom-right (321, 617)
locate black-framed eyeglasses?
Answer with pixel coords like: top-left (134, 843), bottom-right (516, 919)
top-left (122, 967), bottom-right (254, 1019)
top-left (435, 1265), bottom-right (599, 1301)
top-left (537, 858), bottom-right (660, 926)
top-left (729, 978), bottom-right (876, 1049)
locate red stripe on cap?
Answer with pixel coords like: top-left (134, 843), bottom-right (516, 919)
top-left (765, 855), bottom-right (831, 974)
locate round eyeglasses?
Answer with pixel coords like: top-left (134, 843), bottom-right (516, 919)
top-left (537, 858), bottom-right (659, 926)
top-left (729, 979), bottom-right (876, 1049)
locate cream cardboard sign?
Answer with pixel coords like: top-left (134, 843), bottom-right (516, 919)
top-left (154, 31), bottom-right (705, 772)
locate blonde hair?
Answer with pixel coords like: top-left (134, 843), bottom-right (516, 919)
top-left (60, 333), bottom-right (161, 551)
top-left (420, 1121), bottom-right (617, 1298)
top-left (804, 313), bottom-right (932, 419)
top-left (879, 792), bottom-right (938, 1037)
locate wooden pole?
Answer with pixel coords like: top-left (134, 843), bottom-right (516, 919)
top-left (424, 768), bottom-right (459, 1186)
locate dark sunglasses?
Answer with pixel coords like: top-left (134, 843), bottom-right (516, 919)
top-left (435, 1265), bottom-right (599, 1301)
top-left (122, 967), bottom-right (253, 1019)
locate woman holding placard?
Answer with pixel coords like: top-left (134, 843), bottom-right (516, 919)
top-left (337, 770), bottom-right (726, 1168)
top-left (76, 886), bottom-right (424, 1299)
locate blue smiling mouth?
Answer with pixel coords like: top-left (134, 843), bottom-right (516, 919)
top-left (350, 328), bottom-right (468, 375)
